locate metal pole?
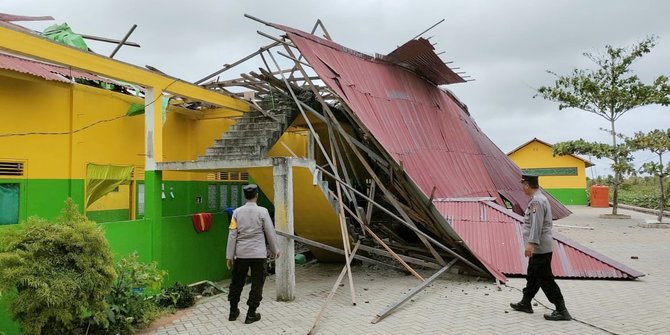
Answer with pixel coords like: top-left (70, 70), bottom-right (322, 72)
top-left (109, 24), bottom-right (137, 59)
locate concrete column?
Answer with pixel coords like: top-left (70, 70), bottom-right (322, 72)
top-left (273, 157), bottom-right (295, 301)
top-left (144, 170), bottom-right (163, 267)
top-left (144, 87), bottom-right (163, 171)
top-left (144, 87), bottom-right (164, 266)
top-left (307, 131), bottom-right (315, 161)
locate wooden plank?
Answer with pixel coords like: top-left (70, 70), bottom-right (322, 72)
top-left (81, 34), bottom-right (140, 47)
top-left (316, 166), bottom-right (488, 276)
top-left (194, 41), bottom-right (280, 84)
top-left (109, 24), bottom-right (138, 58)
top-left (308, 241), bottom-right (361, 335)
top-left (366, 180), bottom-right (376, 225)
top-left (328, 123), bottom-right (358, 306)
top-left (340, 201), bottom-right (424, 281)
top-left (263, 53), bottom-right (338, 174)
top-left (357, 244), bottom-right (441, 270)
top-left (371, 259), bottom-right (458, 324)
top-left (275, 231), bottom-right (402, 271)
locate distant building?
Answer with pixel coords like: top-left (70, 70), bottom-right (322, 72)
top-left (508, 138), bottom-right (593, 205)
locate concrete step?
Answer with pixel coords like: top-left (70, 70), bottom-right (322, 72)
top-left (221, 129), bottom-right (281, 140)
top-left (198, 152), bottom-right (265, 161)
top-left (205, 144), bottom-right (265, 156)
top-left (237, 113), bottom-right (289, 124)
top-left (230, 121), bottom-right (283, 132)
top-left (214, 137), bottom-right (273, 148)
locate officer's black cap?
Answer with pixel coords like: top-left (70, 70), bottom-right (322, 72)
top-left (243, 184), bottom-right (259, 198)
top-left (521, 174), bottom-right (539, 187)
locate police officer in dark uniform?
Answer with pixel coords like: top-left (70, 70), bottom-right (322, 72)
top-left (510, 174), bottom-right (572, 321)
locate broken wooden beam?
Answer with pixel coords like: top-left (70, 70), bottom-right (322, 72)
top-left (275, 231), bottom-right (402, 271)
top-left (371, 259), bottom-right (458, 324)
top-left (357, 244), bottom-right (441, 270)
top-left (308, 241), bottom-right (361, 335)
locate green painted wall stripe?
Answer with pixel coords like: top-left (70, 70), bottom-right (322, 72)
top-left (522, 167), bottom-right (578, 176)
top-left (101, 219), bottom-right (152, 263)
top-left (161, 213), bottom-right (231, 285)
top-left (545, 188), bottom-right (588, 205)
top-left (87, 209), bottom-right (130, 223)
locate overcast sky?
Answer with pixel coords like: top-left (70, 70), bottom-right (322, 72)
top-left (3, 0), bottom-right (669, 177)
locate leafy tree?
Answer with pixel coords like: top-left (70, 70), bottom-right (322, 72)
top-left (536, 36), bottom-right (670, 215)
top-left (553, 138), bottom-right (636, 201)
top-left (0, 199), bottom-right (116, 335)
top-left (627, 129), bottom-right (670, 222)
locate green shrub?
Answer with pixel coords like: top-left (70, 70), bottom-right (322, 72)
top-left (616, 178), bottom-right (670, 209)
top-left (0, 199), bottom-right (116, 335)
top-left (155, 282), bottom-right (196, 309)
top-left (102, 252), bottom-right (167, 334)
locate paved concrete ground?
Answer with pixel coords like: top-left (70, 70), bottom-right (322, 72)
top-left (147, 206), bottom-right (669, 334)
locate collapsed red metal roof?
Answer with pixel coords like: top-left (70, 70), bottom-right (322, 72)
top-left (272, 23), bottom-right (569, 219)
top-left (434, 199), bottom-right (643, 279)
top-left (267, 22), bottom-right (641, 280)
top-left (0, 52), bottom-right (116, 84)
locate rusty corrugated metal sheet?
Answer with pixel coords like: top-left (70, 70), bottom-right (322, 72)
top-left (274, 24), bottom-right (569, 219)
top-left (385, 38), bottom-right (465, 85)
top-left (0, 52), bottom-right (116, 84)
top-left (434, 200), bottom-right (642, 279)
top-left (268, 23), bottom-right (637, 279)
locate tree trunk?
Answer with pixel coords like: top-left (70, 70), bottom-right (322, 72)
top-left (659, 153), bottom-right (665, 223)
top-left (611, 119), bottom-right (619, 215)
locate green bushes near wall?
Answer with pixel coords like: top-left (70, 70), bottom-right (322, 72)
top-left (0, 200), bottom-right (116, 335)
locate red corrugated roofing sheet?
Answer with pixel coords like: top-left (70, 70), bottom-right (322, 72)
top-left (434, 200), bottom-right (642, 279)
top-left (274, 24), bottom-right (570, 219)
top-left (268, 23), bottom-right (637, 279)
top-left (385, 38), bottom-right (465, 85)
top-left (0, 52), bottom-right (116, 84)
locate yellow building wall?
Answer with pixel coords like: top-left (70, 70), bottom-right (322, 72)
top-left (0, 73), bottom-right (242, 213)
top-left (267, 129), bottom-right (309, 158)
top-left (508, 141), bottom-right (587, 189)
top-left (0, 72), bottom-right (73, 179)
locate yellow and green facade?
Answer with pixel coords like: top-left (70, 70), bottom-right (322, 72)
top-left (0, 24), bottom-right (251, 333)
top-left (0, 67), bottom-right (248, 333)
top-left (0, 23), bottom-right (340, 333)
top-left (508, 138), bottom-right (594, 205)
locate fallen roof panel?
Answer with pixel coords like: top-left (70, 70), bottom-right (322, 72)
top-left (275, 25), bottom-right (569, 219)
top-left (434, 200), bottom-right (643, 279)
top-left (266, 22), bottom-right (636, 280)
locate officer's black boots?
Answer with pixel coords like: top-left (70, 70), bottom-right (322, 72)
top-left (510, 296), bottom-right (534, 313)
top-left (245, 311), bottom-right (262, 324)
top-left (228, 307), bottom-right (240, 321)
top-left (544, 301), bottom-right (572, 321)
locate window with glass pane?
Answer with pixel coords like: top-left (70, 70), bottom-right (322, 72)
top-left (208, 184), bottom-right (217, 209)
top-left (137, 183), bottom-right (145, 216)
top-left (0, 183), bottom-right (19, 225)
top-left (230, 184), bottom-right (239, 208)
top-left (220, 184), bottom-right (229, 209)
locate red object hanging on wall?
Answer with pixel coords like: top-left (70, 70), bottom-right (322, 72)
top-left (191, 213), bottom-right (212, 233)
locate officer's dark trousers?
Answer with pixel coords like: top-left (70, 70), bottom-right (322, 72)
top-left (523, 252), bottom-right (564, 304)
top-left (228, 258), bottom-right (267, 311)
